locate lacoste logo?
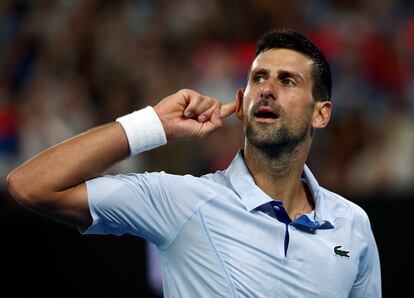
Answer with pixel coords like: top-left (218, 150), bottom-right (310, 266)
top-left (334, 245), bottom-right (350, 258)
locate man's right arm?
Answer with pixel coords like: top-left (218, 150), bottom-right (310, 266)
top-left (7, 122), bottom-right (130, 230)
top-left (6, 89), bottom-right (236, 231)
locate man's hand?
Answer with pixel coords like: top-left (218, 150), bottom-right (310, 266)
top-left (154, 89), bottom-right (236, 141)
top-left (6, 88), bottom-right (235, 230)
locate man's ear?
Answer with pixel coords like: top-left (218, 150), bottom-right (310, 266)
top-left (236, 88), bottom-right (245, 120)
top-left (312, 100), bottom-right (332, 129)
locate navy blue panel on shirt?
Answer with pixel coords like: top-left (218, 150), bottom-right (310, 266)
top-left (270, 201), bottom-right (291, 256)
top-left (269, 200), bottom-right (334, 256)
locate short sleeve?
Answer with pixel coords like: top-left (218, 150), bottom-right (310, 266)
top-left (83, 172), bottom-right (217, 247)
top-left (83, 172), bottom-right (181, 245)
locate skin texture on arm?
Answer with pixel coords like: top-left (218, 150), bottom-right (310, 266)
top-left (7, 122), bottom-right (130, 230)
top-left (6, 89), bottom-right (236, 231)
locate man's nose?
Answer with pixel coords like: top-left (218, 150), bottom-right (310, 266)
top-left (260, 81), bottom-right (276, 100)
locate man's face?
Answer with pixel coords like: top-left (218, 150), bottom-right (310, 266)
top-left (237, 48), bottom-right (317, 150)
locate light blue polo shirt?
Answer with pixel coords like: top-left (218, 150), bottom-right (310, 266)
top-left (84, 151), bottom-right (381, 297)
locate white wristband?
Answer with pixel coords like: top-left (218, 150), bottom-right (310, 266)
top-left (116, 106), bottom-right (167, 156)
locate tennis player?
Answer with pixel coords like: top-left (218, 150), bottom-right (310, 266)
top-left (7, 29), bottom-right (381, 297)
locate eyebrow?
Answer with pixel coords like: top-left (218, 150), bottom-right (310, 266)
top-left (248, 68), bottom-right (305, 83)
top-left (248, 67), bottom-right (269, 80)
top-left (277, 70), bottom-right (305, 83)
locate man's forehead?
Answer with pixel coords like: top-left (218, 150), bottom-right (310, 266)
top-left (250, 48), bottom-right (313, 74)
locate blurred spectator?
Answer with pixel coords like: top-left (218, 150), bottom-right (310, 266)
top-left (0, 87), bottom-right (19, 182)
top-left (0, 0), bottom-right (413, 200)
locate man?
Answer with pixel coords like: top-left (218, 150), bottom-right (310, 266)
top-left (7, 29), bottom-right (381, 297)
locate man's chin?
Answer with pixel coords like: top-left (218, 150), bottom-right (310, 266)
top-left (246, 134), bottom-right (284, 150)
top-left (246, 126), bottom-right (282, 145)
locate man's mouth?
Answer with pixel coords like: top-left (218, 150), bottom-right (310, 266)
top-left (253, 107), bottom-right (279, 123)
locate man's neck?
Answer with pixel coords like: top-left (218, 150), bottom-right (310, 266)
top-left (243, 142), bottom-right (313, 217)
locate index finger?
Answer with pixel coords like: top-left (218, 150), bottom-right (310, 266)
top-left (220, 101), bottom-right (237, 119)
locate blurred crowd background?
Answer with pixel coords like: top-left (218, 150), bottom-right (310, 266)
top-left (1, 0), bottom-right (414, 199)
top-left (1, 0), bottom-right (413, 296)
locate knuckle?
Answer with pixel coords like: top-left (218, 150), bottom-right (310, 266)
top-left (178, 88), bottom-right (188, 95)
top-left (179, 88), bottom-right (196, 98)
top-left (201, 95), bottom-right (211, 103)
top-left (180, 88), bottom-right (191, 93)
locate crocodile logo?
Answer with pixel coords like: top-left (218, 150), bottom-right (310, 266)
top-left (334, 245), bottom-right (350, 257)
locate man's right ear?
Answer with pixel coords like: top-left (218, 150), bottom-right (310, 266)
top-left (236, 88), bottom-right (245, 120)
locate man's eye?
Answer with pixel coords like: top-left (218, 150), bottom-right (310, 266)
top-left (281, 78), bottom-right (295, 86)
top-left (254, 75), bottom-right (265, 83)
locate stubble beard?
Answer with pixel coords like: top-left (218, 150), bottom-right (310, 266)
top-left (245, 116), bottom-right (312, 159)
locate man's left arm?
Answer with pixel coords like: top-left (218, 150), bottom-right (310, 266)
top-left (350, 217), bottom-right (382, 297)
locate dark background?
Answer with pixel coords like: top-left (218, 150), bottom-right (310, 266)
top-left (1, 1), bottom-right (414, 297)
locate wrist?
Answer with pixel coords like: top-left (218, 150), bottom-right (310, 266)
top-left (116, 106), bottom-right (167, 156)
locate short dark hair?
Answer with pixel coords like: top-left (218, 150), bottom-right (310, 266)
top-left (255, 29), bottom-right (332, 101)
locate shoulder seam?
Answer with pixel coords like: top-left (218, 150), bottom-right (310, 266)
top-left (158, 174), bottom-right (218, 250)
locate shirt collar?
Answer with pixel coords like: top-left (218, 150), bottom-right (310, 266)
top-left (225, 151), bottom-right (274, 211)
top-left (225, 150), bottom-right (334, 225)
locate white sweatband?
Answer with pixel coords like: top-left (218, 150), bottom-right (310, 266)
top-left (116, 106), bottom-right (167, 156)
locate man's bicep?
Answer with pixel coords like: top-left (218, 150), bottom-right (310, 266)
top-left (48, 182), bottom-right (92, 231)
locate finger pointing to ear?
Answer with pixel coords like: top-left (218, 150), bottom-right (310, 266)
top-left (220, 101), bottom-right (237, 119)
